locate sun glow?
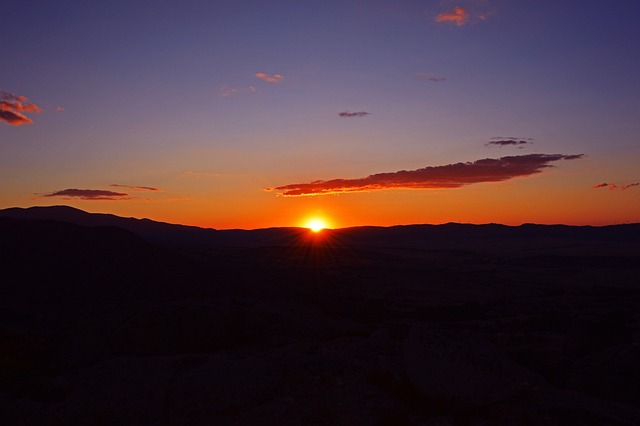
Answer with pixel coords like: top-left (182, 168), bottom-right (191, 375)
top-left (305, 218), bottom-right (328, 232)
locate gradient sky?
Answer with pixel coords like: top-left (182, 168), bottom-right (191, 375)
top-left (2, 0), bottom-right (639, 229)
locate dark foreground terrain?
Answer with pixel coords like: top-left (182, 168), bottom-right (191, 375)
top-left (1, 206), bottom-right (640, 425)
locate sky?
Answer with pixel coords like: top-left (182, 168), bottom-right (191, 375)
top-left (2, 0), bottom-right (639, 229)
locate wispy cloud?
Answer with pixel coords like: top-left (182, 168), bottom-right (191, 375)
top-left (486, 137), bottom-right (534, 147)
top-left (593, 182), bottom-right (639, 191)
top-left (137, 196), bottom-right (191, 203)
top-left (267, 154), bottom-right (584, 196)
top-left (255, 72), bottom-right (284, 84)
top-left (435, 6), bottom-right (469, 26)
top-left (43, 189), bottom-right (130, 201)
top-left (0, 89), bottom-right (42, 126)
top-left (108, 184), bottom-right (160, 192)
top-left (339, 111), bottom-right (371, 118)
top-left (434, 2), bottom-right (495, 26)
top-left (219, 85), bottom-right (257, 97)
top-left (182, 171), bottom-right (224, 178)
top-left (414, 72), bottom-right (447, 82)
top-left (38, 183), bottom-right (177, 201)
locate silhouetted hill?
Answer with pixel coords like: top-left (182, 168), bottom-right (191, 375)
top-left (332, 222), bottom-right (640, 257)
top-left (0, 217), bottom-right (214, 304)
top-left (0, 205), bottom-right (313, 248)
top-left (2, 206), bottom-right (640, 254)
top-left (0, 205), bottom-right (219, 247)
top-left (337, 222), bottom-right (640, 245)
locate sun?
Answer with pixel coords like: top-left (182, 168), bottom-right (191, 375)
top-left (305, 218), bottom-right (328, 233)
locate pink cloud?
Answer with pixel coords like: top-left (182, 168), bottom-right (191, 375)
top-left (0, 89), bottom-right (42, 126)
top-left (255, 72), bottom-right (284, 84)
top-left (267, 154), bottom-right (584, 197)
top-left (593, 182), bottom-right (639, 191)
top-left (414, 72), bottom-right (447, 82)
top-left (435, 6), bottom-right (469, 26)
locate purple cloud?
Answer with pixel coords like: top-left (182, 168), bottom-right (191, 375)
top-left (486, 137), bottom-right (534, 147)
top-left (339, 111), bottom-right (371, 118)
top-left (43, 189), bottom-right (130, 201)
top-left (415, 73), bottom-right (447, 82)
top-left (267, 153), bottom-right (584, 196)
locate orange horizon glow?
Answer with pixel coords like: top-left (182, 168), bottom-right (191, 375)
top-left (14, 158), bottom-right (640, 231)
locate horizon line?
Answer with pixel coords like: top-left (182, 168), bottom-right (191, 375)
top-left (1, 205), bottom-right (638, 231)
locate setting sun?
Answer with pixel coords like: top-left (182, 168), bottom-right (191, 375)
top-left (305, 218), bottom-right (328, 232)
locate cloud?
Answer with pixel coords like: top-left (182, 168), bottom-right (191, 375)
top-left (0, 89), bottom-right (42, 126)
top-left (434, 3), bottom-right (495, 26)
top-left (43, 189), bottom-right (130, 201)
top-left (255, 72), bottom-right (284, 84)
top-left (56, 106), bottom-right (64, 112)
top-left (415, 73), bottom-right (447, 82)
top-left (267, 153), bottom-right (584, 196)
top-left (486, 137), bottom-right (534, 147)
top-left (339, 111), bottom-right (371, 118)
top-left (219, 85), bottom-right (257, 97)
top-left (435, 6), bottom-right (469, 26)
top-left (593, 182), bottom-right (639, 191)
top-left (137, 197), bottom-right (191, 203)
top-left (0, 110), bottom-right (32, 126)
top-left (108, 184), bottom-right (160, 192)
top-left (182, 171), bottom-right (224, 178)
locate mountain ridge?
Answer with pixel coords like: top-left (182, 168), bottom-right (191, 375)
top-left (1, 205), bottom-right (639, 251)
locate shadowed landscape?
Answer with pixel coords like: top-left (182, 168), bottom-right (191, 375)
top-left (4, 2), bottom-right (640, 424)
top-left (1, 206), bottom-right (639, 425)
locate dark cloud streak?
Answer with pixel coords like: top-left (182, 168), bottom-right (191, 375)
top-left (486, 138), bottom-right (533, 147)
top-left (43, 189), bottom-right (130, 201)
top-left (109, 184), bottom-right (160, 192)
top-left (268, 154), bottom-right (584, 197)
top-left (593, 182), bottom-right (639, 191)
top-left (339, 111), bottom-right (371, 118)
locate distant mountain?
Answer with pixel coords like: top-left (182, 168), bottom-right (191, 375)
top-left (338, 221), bottom-right (640, 245)
top-left (0, 205), bottom-right (308, 248)
top-left (0, 216), bottom-right (212, 304)
top-left (0, 205), bottom-right (218, 246)
top-left (1, 205), bottom-right (639, 254)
